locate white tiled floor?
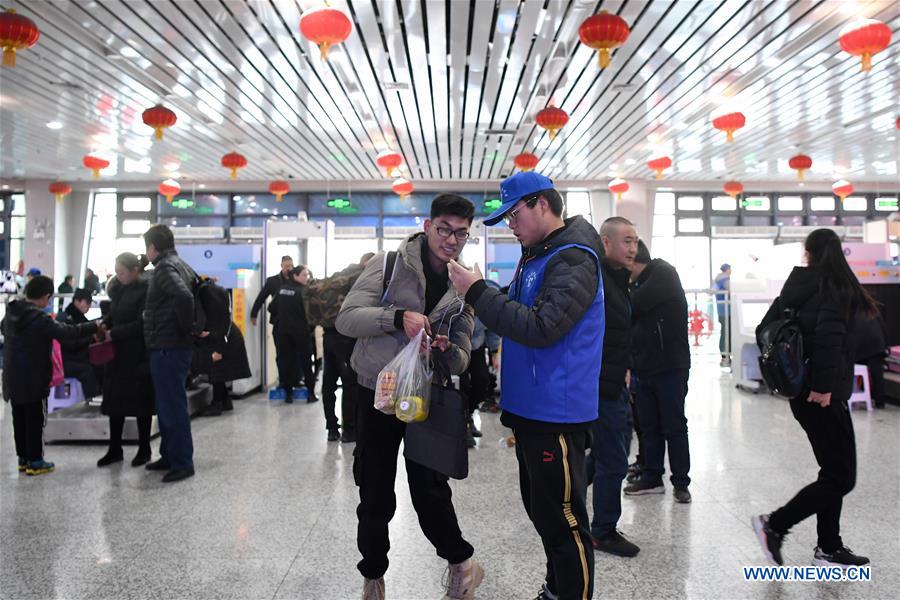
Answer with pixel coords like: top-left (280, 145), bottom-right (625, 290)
top-left (2, 357), bottom-right (898, 599)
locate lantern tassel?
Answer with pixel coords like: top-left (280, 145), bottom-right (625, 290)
top-left (726, 130), bottom-right (735, 143)
top-left (797, 169), bottom-right (805, 181)
top-left (54, 194), bottom-right (64, 203)
top-left (387, 166), bottom-right (395, 178)
top-left (2, 48), bottom-right (15, 68)
top-left (275, 193), bottom-right (284, 202)
top-left (599, 48), bottom-right (610, 69)
top-left (92, 168), bottom-right (100, 180)
top-left (319, 42), bottom-right (331, 61)
top-left (230, 167), bottom-right (238, 180)
top-left (548, 129), bottom-right (557, 141)
top-left (861, 52), bottom-right (872, 72)
top-left (154, 127), bottom-right (163, 141)
top-left (655, 169), bottom-right (663, 179)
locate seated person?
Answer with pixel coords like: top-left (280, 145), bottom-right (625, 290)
top-left (56, 288), bottom-right (101, 398)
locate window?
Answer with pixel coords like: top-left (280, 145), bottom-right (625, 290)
top-left (122, 219), bottom-right (152, 235)
top-left (841, 196), bottom-right (867, 212)
top-left (86, 193), bottom-right (118, 282)
top-left (778, 196), bottom-right (803, 212)
top-left (158, 193), bottom-right (229, 216)
top-left (652, 214), bottom-right (676, 237)
top-left (807, 215), bottom-right (837, 226)
top-left (234, 193), bottom-right (305, 215)
top-left (678, 218), bottom-right (705, 233)
top-left (810, 196), bottom-right (835, 211)
top-left (650, 236), bottom-right (675, 263)
top-left (565, 191), bottom-right (592, 223)
top-left (677, 195), bottom-right (704, 211)
top-left (742, 196), bottom-right (770, 211)
top-left (122, 196), bottom-right (152, 212)
top-left (7, 194), bottom-right (25, 270)
top-left (875, 197), bottom-right (898, 212)
top-left (654, 192), bottom-right (675, 214)
top-left (711, 196), bottom-right (736, 211)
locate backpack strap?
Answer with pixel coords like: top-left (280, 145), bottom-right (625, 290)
top-left (382, 251), bottom-right (397, 296)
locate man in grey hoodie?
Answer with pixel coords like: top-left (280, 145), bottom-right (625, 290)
top-left (336, 194), bottom-right (483, 600)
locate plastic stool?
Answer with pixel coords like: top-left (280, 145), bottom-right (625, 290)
top-left (848, 364), bottom-right (873, 412)
top-left (48, 378), bottom-right (85, 413)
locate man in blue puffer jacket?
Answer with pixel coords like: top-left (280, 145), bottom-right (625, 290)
top-left (449, 172), bottom-right (604, 600)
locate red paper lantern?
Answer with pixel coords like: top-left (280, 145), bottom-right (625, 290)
top-left (513, 152), bottom-right (539, 172)
top-left (269, 180), bottom-right (290, 202)
top-left (48, 182), bottom-right (71, 203)
top-left (788, 154), bottom-right (812, 180)
top-left (608, 178), bottom-right (629, 201)
top-left (535, 104), bottom-right (569, 141)
top-left (158, 179), bottom-right (181, 204)
top-left (392, 178), bottom-right (413, 200)
top-left (142, 105), bottom-right (177, 141)
top-left (832, 180), bottom-right (854, 202)
top-left (83, 154), bottom-right (110, 179)
top-left (221, 152), bottom-right (248, 180)
top-left (376, 150), bottom-right (403, 178)
top-left (0, 9), bottom-right (40, 68)
top-left (839, 19), bottom-right (892, 72)
top-left (723, 181), bottom-right (744, 199)
top-left (895, 116), bottom-right (899, 130)
top-left (712, 112), bottom-right (746, 143)
top-left (647, 156), bottom-right (672, 179)
top-left (299, 6), bottom-right (352, 60)
top-left (578, 10), bottom-right (630, 69)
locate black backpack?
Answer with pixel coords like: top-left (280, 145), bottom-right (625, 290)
top-left (756, 307), bottom-right (808, 398)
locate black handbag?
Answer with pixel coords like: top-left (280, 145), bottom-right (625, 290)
top-left (404, 376), bottom-right (469, 480)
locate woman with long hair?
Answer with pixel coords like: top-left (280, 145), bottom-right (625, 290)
top-left (97, 253), bottom-right (155, 467)
top-left (752, 228), bottom-right (879, 568)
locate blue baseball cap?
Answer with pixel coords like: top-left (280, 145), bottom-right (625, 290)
top-left (26, 268), bottom-right (42, 277)
top-left (484, 172), bottom-right (555, 226)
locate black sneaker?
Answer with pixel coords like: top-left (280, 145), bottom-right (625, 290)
top-left (465, 429), bottom-right (477, 449)
top-left (131, 449), bottom-right (151, 467)
top-left (592, 530), bottom-right (640, 557)
top-left (813, 545), bottom-right (870, 568)
top-left (97, 449), bottom-right (124, 467)
top-left (327, 430), bottom-right (340, 442)
top-left (17, 457), bottom-right (26, 472)
top-left (627, 461), bottom-right (641, 475)
top-left (673, 486), bottom-right (692, 504)
top-left (145, 459), bottom-right (171, 471)
top-left (468, 418), bottom-right (483, 438)
top-left (751, 514), bottom-right (785, 565)
top-left (162, 468), bottom-right (195, 483)
top-left (626, 469), bottom-right (642, 484)
top-left (340, 432), bottom-right (357, 444)
top-left (624, 479), bottom-right (664, 495)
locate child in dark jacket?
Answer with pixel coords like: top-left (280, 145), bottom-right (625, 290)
top-left (1, 276), bottom-right (101, 475)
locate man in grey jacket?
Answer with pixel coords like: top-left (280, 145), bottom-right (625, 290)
top-left (142, 224), bottom-right (198, 484)
top-left (336, 194), bottom-right (483, 600)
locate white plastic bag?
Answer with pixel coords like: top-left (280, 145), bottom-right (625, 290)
top-left (373, 329), bottom-right (433, 422)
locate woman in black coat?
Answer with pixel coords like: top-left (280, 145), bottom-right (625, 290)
top-left (97, 253), bottom-right (155, 467)
top-left (752, 229), bottom-right (879, 569)
top-left (198, 279), bottom-right (251, 416)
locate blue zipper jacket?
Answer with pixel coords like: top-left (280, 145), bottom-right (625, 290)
top-left (465, 217), bottom-right (605, 427)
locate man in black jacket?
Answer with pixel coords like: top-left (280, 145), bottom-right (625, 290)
top-left (142, 224), bottom-right (198, 484)
top-left (625, 241), bottom-right (692, 503)
top-left (251, 256), bottom-right (294, 390)
top-left (586, 217), bottom-right (640, 558)
top-left (56, 288), bottom-right (101, 398)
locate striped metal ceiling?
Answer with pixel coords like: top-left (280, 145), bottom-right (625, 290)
top-left (0, 0), bottom-right (898, 186)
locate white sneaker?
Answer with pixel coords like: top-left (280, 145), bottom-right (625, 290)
top-left (362, 577), bottom-right (385, 600)
top-left (442, 558), bottom-right (484, 600)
